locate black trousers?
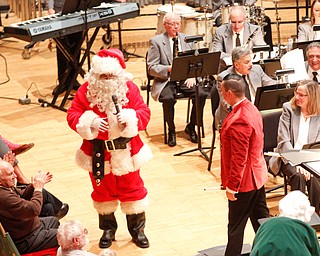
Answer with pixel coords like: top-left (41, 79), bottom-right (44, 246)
top-left (159, 81), bottom-right (208, 132)
top-left (15, 217), bottom-right (59, 254)
top-left (281, 162), bottom-right (320, 214)
top-left (225, 186), bottom-right (269, 256)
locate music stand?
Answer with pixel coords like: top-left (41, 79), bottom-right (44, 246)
top-left (170, 51), bottom-right (221, 160)
top-left (254, 83), bottom-right (297, 111)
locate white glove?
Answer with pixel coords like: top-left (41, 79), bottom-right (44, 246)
top-left (91, 118), bottom-right (109, 132)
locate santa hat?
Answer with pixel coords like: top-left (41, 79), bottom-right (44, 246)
top-left (91, 48), bottom-right (126, 75)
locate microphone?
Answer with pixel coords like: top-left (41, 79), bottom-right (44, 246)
top-left (244, 27), bottom-right (259, 47)
top-left (112, 95), bottom-right (120, 114)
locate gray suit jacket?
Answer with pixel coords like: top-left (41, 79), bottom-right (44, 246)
top-left (215, 65), bottom-right (275, 129)
top-left (297, 22), bottom-right (315, 42)
top-left (211, 22), bottom-right (266, 59)
top-left (147, 32), bottom-right (194, 101)
top-left (269, 102), bottom-right (320, 174)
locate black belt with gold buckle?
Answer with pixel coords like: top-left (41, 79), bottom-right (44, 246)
top-left (104, 137), bottom-right (132, 152)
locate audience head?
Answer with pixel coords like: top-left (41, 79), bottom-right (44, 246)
top-left (57, 220), bottom-right (89, 251)
top-left (163, 12), bottom-right (181, 37)
top-left (0, 160), bottom-right (16, 188)
top-left (232, 47), bottom-right (253, 75)
top-left (221, 73), bottom-right (246, 105)
top-left (229, 6), bottom-right (246, 33)
top-left (291, 79), bottom-right (320, 115)
top-left (279, 190), bottom-right (315, 222)
top-left (310, 0), bottom-right (320, 25)
top-left (306, 42), bottom-right (320, 71)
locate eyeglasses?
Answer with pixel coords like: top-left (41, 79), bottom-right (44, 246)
top-left (165, 22), bottom-right (181, 27)
top-left (294, 89), bottom-right (308, 98)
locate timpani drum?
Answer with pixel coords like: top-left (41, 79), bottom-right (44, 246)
top-left (156, 4), bottom-right (195, 34)
top-left (220, 5), bottom-right (251, 24)
top-left (180, 12), bottom-right (214, 48)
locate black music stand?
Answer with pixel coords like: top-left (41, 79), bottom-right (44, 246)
top-left (171, 51), bottom-right (221, 161)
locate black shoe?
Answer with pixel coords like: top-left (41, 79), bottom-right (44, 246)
top-left (185, 125), bottom-right (198, 143)
top-left (55, 203), bottom-right (69, 220)
top-left (99, 230), bottom-right (116, 248)
top-left (168, 131), bottom-right (176, 147)
top-left (132, 234), bottom-right (150, 248)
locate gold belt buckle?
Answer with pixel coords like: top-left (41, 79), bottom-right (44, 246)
top-left (105, 140), bottom-right (115, 152)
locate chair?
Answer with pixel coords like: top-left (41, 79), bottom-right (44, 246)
top-left (260, 108), bottom-right (288, 195)
top-left (145, 54), bottom-right (205, 144)
top-left (207, 82), bottom-right (219, 171)
top-left (0, 222), bottom-right (58, 256)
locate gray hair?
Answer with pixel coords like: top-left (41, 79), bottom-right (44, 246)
top-left (232, 46), bottom-right (252, 63)
top-left (306, 41), bottom-right (320, 56)
top-left (229, 5), bottom-right (247, 19)
top-left (57, 220), bottom-right (85, 250)
top-left (163, 12), bottom-right (181, 25)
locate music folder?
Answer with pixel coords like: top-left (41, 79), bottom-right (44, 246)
top-left (280, 149), bottom-right (320, 166)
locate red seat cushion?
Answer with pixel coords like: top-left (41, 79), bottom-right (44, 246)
top-left (22, 246), bottom-right (58, 256)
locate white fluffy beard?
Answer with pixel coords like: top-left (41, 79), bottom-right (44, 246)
top-left (86, 71), bottom-right (129, 114)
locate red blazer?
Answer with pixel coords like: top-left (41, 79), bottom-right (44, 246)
top-left (220, 99), bottom-right (268, 192)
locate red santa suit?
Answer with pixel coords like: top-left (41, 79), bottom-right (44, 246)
top-left (66, 49), bottom-right (152, 249)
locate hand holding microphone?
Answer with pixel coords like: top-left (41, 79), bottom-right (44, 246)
top-left (112, 95), bottom-right (126, 131)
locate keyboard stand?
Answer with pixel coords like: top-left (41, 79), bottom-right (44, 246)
top-left (40, 27), bottom-right (100, 112)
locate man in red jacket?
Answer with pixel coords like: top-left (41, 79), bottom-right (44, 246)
top-left (219, 73), bottom-right (269, 256)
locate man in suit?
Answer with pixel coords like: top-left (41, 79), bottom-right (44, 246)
top-left (212, 5), bottom-right (266, 71)
top-left (147, 12), bottom-right (208, 147)
top-left (305, 42), bottom-right (320, 82)
top-left (214, 46), bottom-right (274, 130)
top-left (219, 73), bottom-right (269, 256)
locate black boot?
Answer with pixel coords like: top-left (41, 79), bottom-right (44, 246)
top-left (99, 213), bottom-right (117, 248)
top-left (126, 212), bottom-right (149, 248)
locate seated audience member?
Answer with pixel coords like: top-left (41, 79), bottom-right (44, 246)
top-left (0, 160), bottom-right (59, 254)
top-left (298, 0), bottom-right (320, 41)
top-left (214, 47), bottom-right (274, 130)
top-left (0, 142), bottom-right (68, 219)
top-left (0, 135), bottom-right (34, 155)
top-left (147, 12), bottom-right (208, 147)
top-left (57, 220), bottom-right (117, 256)
top-left (250, 191), bottom-right (320, 256)
top-left (269, 80), bottom-right (320, 214)
top-left (211, 5), bottom-right (266, 70)
top-left (305, 42), bottom-right (320, 82)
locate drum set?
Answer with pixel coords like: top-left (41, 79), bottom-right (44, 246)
top-left (156, 2), bottom-right (267, 49)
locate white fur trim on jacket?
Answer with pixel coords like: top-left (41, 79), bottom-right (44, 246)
top-left (120, 196), bottom-right (149, 215)
top-left (75, 149), bottom-right (111, 175)
top-left (76, 110), bottom-right (100, 140)
top-left (93, 200), bottom-right (119, 215)
top-left (91, 55), bottom-right (123, 75)
top-left (74, 144), bottom-right (152, 176)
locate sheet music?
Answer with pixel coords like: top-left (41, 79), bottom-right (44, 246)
top-left (280, 48), bottom-right (309, 83)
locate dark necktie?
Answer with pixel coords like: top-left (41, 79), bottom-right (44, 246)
top-left (236, 33), bottom-right (241, 47)
top-left (312, 71), bottom-right (318, 82)
top-left (242, 75), bottom-right (252, 101)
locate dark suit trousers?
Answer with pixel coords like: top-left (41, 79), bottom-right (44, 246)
top-left (159, 81), bottom-right (207, 131)
top-left (282, 163), bottom-right (320, 214)
top-left (15, 217), bottom-right (59, 254)
top-left (225, 186), bottom-right (269, 256)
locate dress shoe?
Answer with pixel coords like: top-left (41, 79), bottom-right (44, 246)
top-left (168, 131), bottom-right (176, 147)
top-left (55, 203), bottom-right (69, 220)
top-left (132, 234), bottom-right (150, 248)
top-left (184, 125), bottom-right (198, 143)
top-left (12, 143), bottom-right (34, 156)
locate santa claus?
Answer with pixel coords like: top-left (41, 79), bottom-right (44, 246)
top-left (67, 48), bottom-right (152, 249)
